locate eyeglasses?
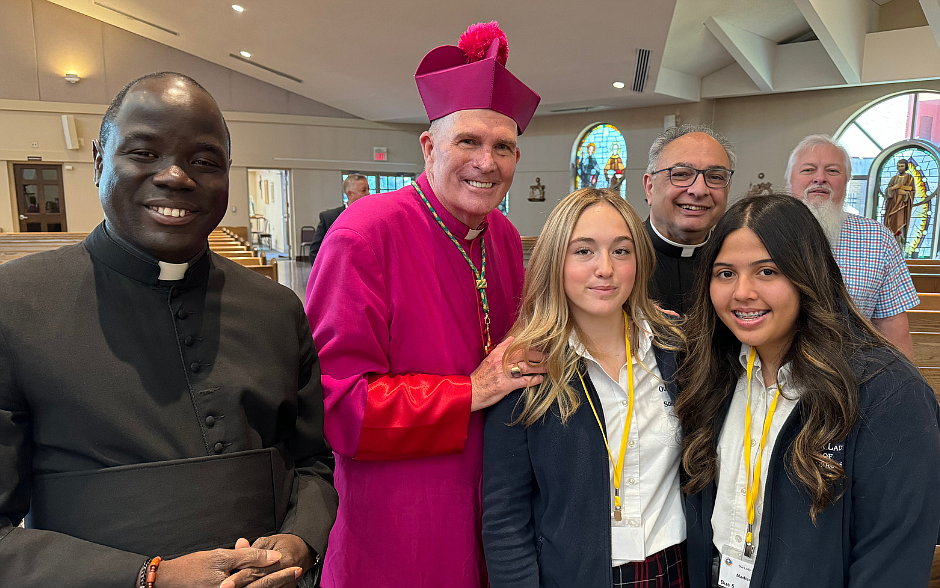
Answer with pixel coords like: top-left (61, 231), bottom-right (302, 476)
top-left (651, 166), bottom-right (733, 189)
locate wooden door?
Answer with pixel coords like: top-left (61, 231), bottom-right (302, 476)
top-left (13, 164), bottom-right (67, 232)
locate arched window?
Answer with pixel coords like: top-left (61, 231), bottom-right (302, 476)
top-left (835, 91), bottom-right (940, 257)
top-left (571, 123), bottom-right (627, 197)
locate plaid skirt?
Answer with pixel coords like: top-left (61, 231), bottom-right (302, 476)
top-left (612, 542), bottom-right (686, 588)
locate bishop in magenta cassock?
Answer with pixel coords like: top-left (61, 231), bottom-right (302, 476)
top-left (305, 22), bottom-right (542, 588)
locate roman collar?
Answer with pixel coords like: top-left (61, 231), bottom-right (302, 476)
top-left (644, 217), bottom-right (708, 259)
top-left (414, 172), bottom-right (489, 242)
top-left (84, 222), bottom-right (210, 287)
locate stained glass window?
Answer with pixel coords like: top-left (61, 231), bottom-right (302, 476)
top-left (497, 194), bottom-right (509, 216)
top-left (835, 91), bottom-right (940, 257)
top-left (873, 147), bottom-right (939, 258)
top-left (572, 124), bottom-right (627, 197)
top-left (342, 172), bottom-right (415, 205)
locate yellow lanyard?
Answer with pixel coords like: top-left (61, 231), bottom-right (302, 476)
top-left (743, 347), bottom-right (781, 558)
top-left (579, 311), bottom-right (633, 522)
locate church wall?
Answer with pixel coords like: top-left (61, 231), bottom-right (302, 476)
top-left (510, 79), bottom-right (940, 238)
top-left (3, 0), bottom-right (940, 245)
top-left (508, 100), bottom-right (717, 237)
top-left (0, 0), bottom-right (424, 255)
top-left (0, 105), bottom-right (424, 258)
top-left (712, 79), bottom-right (940, 201)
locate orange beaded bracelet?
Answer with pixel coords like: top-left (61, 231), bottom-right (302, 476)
top-left (138, 556), bottom-right (162, 588)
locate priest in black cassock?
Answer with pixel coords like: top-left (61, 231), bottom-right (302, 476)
top-left (0, 72), bottom-right (337, 588)
top-left (641, 124), bottom-right (736, 314)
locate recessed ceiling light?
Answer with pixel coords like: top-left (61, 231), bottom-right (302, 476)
top-left (240, 50), bottom-right (251, 58)
top-left (612, 81), bottom-right (625, 89)
top-left (232, 4), bottom-right (245, 12)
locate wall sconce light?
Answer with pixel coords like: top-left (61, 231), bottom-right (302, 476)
top-left (64, 73), bottom-right (81, 84)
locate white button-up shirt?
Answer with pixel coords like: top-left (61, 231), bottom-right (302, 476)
top-left (572, 320), bottom-right (685, 565)
top-left (712, 344), bottom-right (802, 557)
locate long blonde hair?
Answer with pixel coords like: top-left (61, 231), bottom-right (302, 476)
top-left (503, 188), bottom-right (682, 426)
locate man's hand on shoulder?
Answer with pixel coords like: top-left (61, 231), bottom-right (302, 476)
top-left (470, 336), bottom-right (546, 412)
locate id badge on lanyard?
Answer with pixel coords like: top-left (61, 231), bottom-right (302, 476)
top-left (718, 544), bottom-right (754, 588)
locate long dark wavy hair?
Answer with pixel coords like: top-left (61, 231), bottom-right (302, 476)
top-left (675, 194), bottom-right (892, 520)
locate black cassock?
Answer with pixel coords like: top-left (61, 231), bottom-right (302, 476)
top-left (645, 218), bottom-right (704, 315)
top-left (0, 223), bottom-right (337, 587)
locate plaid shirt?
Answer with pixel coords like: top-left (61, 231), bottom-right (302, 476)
top-left (832, 214), bottom-right (919, 319)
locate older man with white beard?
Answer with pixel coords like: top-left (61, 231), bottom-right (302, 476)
top-left (786, 134), bottom-right (917, 358)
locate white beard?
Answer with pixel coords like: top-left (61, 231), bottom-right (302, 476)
top-left (802, 187), bottom-right (848, 248)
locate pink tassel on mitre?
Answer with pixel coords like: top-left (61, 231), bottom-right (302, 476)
top-left (458, 21), bottom-right (508, 66)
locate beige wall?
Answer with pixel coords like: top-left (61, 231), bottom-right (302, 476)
top-left (713, 78), bottom-right (940, 199)
top-left (508, 79), bottom-right (940, 237)
top-left (0, 103), bottom-right (423, 254)
top-left (507, 101), bottom-right (716, 237)
top-left (4, 0), bottom-right (940, 244)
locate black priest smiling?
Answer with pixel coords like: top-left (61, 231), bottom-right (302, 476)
top-left (0, 72), bottom-right (336, 588)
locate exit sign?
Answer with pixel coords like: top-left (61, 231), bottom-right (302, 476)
top-left (374, 147), bottom-right (387, 161)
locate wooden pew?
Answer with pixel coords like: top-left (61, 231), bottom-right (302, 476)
top-left (211, 248), bottom-right (252, 255)
top-left (228, 257), bottom-right (262, 266)
top-left (220, 226), bottom-right (249, 241)
top-left (214, 250), bottom-right (265, 262)
top-left (521, 236), bottom-right (537, 268)
top-left (247, 263), bottom-right (277, 281)
top-left (914, 294), bottom-right (940, 311)
top-left (0, 233), bottom-right (89, 264)
top-left (932, 547), bottom-right (940, 588)
top-left (913, 332), bottom-right (940, 368)
top-left (912, 274), bottom-right (940, 292)
top-left (908, 310), bottom-right (940, 332)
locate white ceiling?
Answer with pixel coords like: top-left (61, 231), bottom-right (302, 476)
top-left (45, 0), bottom-right (940, 123)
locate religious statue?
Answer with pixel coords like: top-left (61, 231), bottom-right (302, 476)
top-left (528, 177), bottom-right (545, 201)
top-left (884, 158), bottom-right (916, 246)
top-left (747, 181), bottom-right (773, 197)
top-left (577, 142), bottom-right (599, 188)
top-left (604, 143), bottom-right (625, 192)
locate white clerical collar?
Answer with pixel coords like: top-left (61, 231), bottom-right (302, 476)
top-left (649, 218), bottom-right (709, 258)
top-left (157, 260), bottom-right (190, 281)
top-left (465, 228), bottom-right (483, 240)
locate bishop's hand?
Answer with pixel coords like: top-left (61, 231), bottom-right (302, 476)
top-left (470, 336), bottom-right (546, 412)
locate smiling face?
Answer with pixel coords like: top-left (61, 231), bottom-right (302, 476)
top-left (420, 109), bottom-right (520, 229)
top-left (643, 132), bottom-right (731, 245)
top-left (563, 202), bottom-right (637, 329)
top-left (710, 227), bottom-right (800, 369)
top-left (787, 144), bottom-right (848, 207)
top-left (94, 77), bottom-right (230, 263)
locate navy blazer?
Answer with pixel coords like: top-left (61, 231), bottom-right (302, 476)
top-left (683, 347), bottom-right (940, 588)
top-left (482, 345), bottom-right (679, 588)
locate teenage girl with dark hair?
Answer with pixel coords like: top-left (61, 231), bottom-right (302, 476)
top-left (675, 193), bottom-right (940, 588)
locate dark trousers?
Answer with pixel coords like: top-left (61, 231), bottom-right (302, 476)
top-left (612, 542), bottom-right (686, 588)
